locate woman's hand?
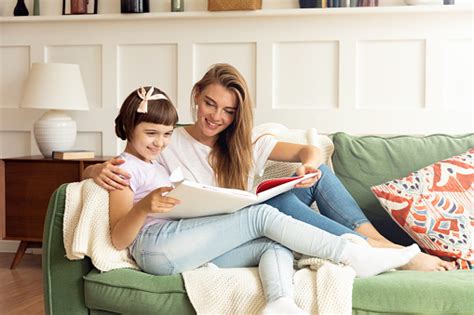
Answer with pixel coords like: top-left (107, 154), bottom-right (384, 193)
top-left (294, 164), bottom-right (321, 188)
top-left (90, 157), bottom-right (131, 191)
top-left (137, 187), bottom-right (181, 214)
top-left (268, 142), bottom-right (322, 189)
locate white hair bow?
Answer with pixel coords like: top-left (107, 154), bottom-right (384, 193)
top-left (137, 86), bottom-right (168, 113)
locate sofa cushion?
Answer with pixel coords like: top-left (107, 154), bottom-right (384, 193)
top-left (371, 149), bottom-right (474, 269)
top-left (84, 268), bottom-right (194, 315)
top-left (83, 267), bottom-right (474, 315)
top-left (331, 132), bottom-right (474, 245)
top-left (352, 270), bottom-right (474, 314)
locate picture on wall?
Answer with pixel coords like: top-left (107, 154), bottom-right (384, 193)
top-left (62, 0), bottom-right (98, 15)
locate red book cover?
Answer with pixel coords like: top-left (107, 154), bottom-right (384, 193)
top-left (256, 175), bottom-right (304, 194)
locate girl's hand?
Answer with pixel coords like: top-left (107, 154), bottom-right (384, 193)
top-left (92, 158), bottom-right (131, 191)
top-left (294, 164), bottom-right (321, 188)
top-left (139, 187), bottom-right (181, 214)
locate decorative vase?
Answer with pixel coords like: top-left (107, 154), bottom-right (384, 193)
top-left (172, 0), bottom-right (184, 12)
top-left (33, 0), bottom-right (40, 16)
top-left (121, 0), bottom-right (150, 13)
top-left (299, 0), bottom-right (317, 8)
top-left (13, 0), bottom-right (29, 16)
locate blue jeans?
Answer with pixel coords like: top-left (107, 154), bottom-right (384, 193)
top-left (265, 164), bottom-right (369, 237)
top-left (131, 204), bottom-right (347, 302)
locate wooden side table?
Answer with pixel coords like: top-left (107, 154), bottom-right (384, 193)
top-left (0, 155), bottom-right (112, 269)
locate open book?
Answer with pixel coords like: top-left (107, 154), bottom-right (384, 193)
top-left (153, 170), bottom-right (318, 219)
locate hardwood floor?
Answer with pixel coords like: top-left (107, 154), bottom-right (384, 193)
top-left (0, 253), bottom-right (44, 315)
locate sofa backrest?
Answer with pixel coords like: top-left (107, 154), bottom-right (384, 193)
top-left (331, 132), bottom-right (474, 245)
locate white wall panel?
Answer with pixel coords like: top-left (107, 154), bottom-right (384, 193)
top-left (194, 43), bottom-right (257, 107)
top-left (0, 7), bottom-right (472, 141)
top-left (357, 40), bottom-right (425, 109)
top-left (0, 46), bottom-right (30, 108)
top-left (0, 131), bottom-right (31, 158)
top-left (117, 138), bottom-right (126, 155)
top-left (274, 41), bottom-right (338, 109)
top-left (443, 39), bottom-right (473, 111)
top-left (118, 44), bottom-right (178, 108)
top-left (74, 131), bottom-right (103, 155)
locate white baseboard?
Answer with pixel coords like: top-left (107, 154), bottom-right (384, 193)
top-left (0, 240), bottom-right (42, 254)
top-left (0, 240), bottom-right (20, 253)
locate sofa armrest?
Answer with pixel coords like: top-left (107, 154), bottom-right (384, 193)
top-left (42, 183), bottom-right (93, 315)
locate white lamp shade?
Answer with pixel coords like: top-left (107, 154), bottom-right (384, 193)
top-left (20, 63), bottom-right (89, 110)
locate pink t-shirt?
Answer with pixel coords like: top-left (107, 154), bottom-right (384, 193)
top-left (119, 152), bottom-right (172, 204)
top-left (118, 152), bottom-right (172, 232)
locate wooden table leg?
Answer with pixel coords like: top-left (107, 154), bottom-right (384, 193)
top-left (10, 241), bottom-right (29, 269)
top-left (10, 241), bottom-right (42, 269)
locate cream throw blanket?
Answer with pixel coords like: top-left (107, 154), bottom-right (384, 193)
top-left (63, 179), bottom-right (138, 271)
top-left (63, 178), bottom-right (354, 314)
top-left (183, 257), bottom-right (355, 315)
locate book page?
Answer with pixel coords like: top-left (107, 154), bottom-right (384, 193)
top-left (152, 180), bottom-right (257, 219)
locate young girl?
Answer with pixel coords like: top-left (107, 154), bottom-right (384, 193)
top-left (110, 86), bottom-right (421, 314)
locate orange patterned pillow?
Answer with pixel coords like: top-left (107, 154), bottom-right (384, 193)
top-left (371, 149), bottom-right (474, 269)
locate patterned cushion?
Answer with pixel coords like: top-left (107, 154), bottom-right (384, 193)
top-left (371, 149), bottom-right (474, 269)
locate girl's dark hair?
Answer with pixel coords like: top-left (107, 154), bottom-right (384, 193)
top-left (115, 86), bottom-right (178, 141)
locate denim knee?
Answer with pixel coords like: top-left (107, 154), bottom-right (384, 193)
top-left (250, 204), bottom-right (282, 221)
top-left (131, 243), bottom-right (175, 276)
top-left (319, 164), bottom-right (332, 177)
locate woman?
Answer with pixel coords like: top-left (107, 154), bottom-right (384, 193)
top-left (85, 63), bottom-right (454, 271)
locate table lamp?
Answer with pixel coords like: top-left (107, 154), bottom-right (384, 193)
top-left (20, 63), bottom-right (89, 157)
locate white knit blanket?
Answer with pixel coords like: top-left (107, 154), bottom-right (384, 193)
top-left (63, 179), bottom-right (355, 314)
top-left (63, 179), bottom-right (138, 271)
top-left (183, 256), bottom-right (355, 315)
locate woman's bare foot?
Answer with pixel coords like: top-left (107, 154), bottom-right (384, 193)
top-left (400, 252), bottom-right (456, 271)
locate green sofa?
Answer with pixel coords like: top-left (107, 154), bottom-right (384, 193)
top-left (42, 132), bottom-right (474, 315)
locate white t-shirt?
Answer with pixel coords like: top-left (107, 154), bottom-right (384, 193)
top-left (158, 127), bottom-right (277, 191)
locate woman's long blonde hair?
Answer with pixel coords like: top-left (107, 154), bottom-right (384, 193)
top-left (191, 64), bottom-right (254, 190)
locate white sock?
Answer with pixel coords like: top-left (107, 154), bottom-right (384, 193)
top-left (201, 262), bottom-right (219, 269)
top-left (261, 297), bottom-right (308, 315)
top-left (340, 242), bottom-right (421, 277)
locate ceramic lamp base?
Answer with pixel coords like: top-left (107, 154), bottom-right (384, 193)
top-left (33, 110), bottom-right (77, 157)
